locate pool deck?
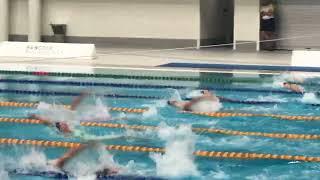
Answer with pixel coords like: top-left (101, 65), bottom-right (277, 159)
top-left (0, 46), bottom-right (293, 73)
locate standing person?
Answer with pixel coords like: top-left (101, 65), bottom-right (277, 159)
top-left (260, 0), bottom-right (276, 50)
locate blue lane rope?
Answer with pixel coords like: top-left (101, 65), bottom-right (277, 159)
top-left (9, 169), bottom-right (164, 180)
top-left (0, 79), bottom-right (299, 95)
top-left (0, 89), bottom-right (297, 106)
top-left (0, 88), bottom-right (280, 105)
top-left (0, 79), bottom-right (186, 89)
top-left (184, 97), bottom-right (279, 105)
top-left (0, 89), bottom-right (162, 100)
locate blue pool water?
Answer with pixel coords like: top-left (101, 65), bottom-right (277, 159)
top-left (0, 72), bottom-right (320, 179)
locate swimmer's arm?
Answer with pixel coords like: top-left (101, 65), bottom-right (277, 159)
top-left (70, 91), bottom-right (89, 110)
top-left (29, 114), bottom-right (53, 126)
top-left (54, 144), bottom-right (88, 169)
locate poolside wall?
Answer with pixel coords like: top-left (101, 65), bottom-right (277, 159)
top-left (8, 0), bottom-right (201, 48)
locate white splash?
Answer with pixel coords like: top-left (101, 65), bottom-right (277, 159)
top-left (142, 100), bottom-right (166, 119)
top-left (186, 90), bottom-right (203, 99)
top-left (301, 93), bottom-right (320, 104)
top-left (76, 98), bottom-right (111, 121)
top-left (276, 72), bottom-right (307, 83)
top-left (123, 160), bottom-right (154, 176)
top-left (0, 169), bottom-right (9, 180)
top-left (207, 170), bottom-right (230, 179)
top-left (37, 102), bottom-right (77, 126)
top-left (150, 123), bottom-right (199, 177)
top-left (63, 144), bottom-right (120, 178)
top-left (247, 95), bottom-right (287, 103)
top-left (20, 149), bottom-right (48, 170)
top-left (169, 89), bottom-right (182, 101)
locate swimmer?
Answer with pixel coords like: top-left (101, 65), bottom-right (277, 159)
top-left (283, 82), bottom-right (304, 94)
top-left (52, 142), bottom-right (119, 177)
top-left (29, 91), bottom-right (89, 134)
top-left (30, 114), bottom-right (73, 134)
top-left (168, 90), bottom-right (221, 112)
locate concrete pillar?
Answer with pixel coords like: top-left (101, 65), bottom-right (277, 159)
top-left (0, 0), bottom-right (9, 41)
top-left (28, 0), bottom-right (41, 42)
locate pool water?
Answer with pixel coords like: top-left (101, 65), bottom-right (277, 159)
top-left (0, 72), bottom-right (320, 179)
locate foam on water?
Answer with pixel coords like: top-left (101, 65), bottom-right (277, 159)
top-left (274, 72), bottom-right (308, 84)
top-left (19, 149), bottom-right (51, 171)
top-left (186, 90), bottom-right (203, 99)
top-left (200, 136), bottom-right (270, 149)
top-left (124, 160), bottom-right (155, 176)
top-left (76, 98), bottom-right (111, 121)
top-left (124, 129), bottom-right (156, 142)
top-left (0, 157), bottom-right (9, 180)
top-left (150, 123), bottom-right (199, 178)
top-left (142, 100), bottom-right (167, 119)
top-left (247, 95), bottom-right (287, 103)
top-left (206, 170), bottom-right (230, 179)
top-left (62, 143), bottom-right (120, 178)
top-left (228, 104), bottom-right (280, 113)
top-left (301, 93), bottom-right (320, 104)
top-left (169, 89), bottom-right (182, 101)
top-left (73, 129), bottom-right (124, 141)
top-left (37, 102), bottom-right (77, 127)
top-left (0, 169), bottom-right (9, 180)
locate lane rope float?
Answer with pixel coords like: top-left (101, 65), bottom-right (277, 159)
top-left (0, 79), bottom-right (296, 95)
top-left (184, 97), bottom-right (279, 105)
top-left (0, 101), bottom-right (148, 113)
top-left (0, 117), bottom-right (319, 140)
top-left (0, 70), bottom-right (271, 84)
top-left (183, 111), bottom-right (320, 121)
top-left (0, 89), bottom-right (162, 99)
top-left (1, 100), bottom-right (319, 121)
top-left (0, 138), bottom-right (320, 162)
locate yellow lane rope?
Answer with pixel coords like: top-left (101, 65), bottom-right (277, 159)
top-left (0, 117), bottom-right (319, 140)
top-left (0, 138), bottom-right (319, 162)
top-left (0, 101), bottom-right (147, 113)
top-left (1, 101), bottom-right (320, 120)
top-left (184, 111), bottom-right (320, 121)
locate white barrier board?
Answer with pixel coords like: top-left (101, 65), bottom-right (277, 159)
top-left (0, 41), bottom-right (96, 59)
top-left (291, 50), bottom-right (320, 67)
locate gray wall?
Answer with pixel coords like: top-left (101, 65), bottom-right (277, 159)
top-left (8, 0), bottom-right (200, 47)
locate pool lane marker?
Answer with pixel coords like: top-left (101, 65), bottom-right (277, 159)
top-left (1, 101), bottom-right (320, 121)
top-left (0, 79), bottom-right (296, 95)
top-left (0, 117), bottom-right (320, 140)
top-left (183, 111), bottom-right (320, 121)
top-left (0, 138), bottom-right (319, 162)
top-left (0, 89), bottom-right (162, 99)
top-left (0, 101), bottom-right (147, 113)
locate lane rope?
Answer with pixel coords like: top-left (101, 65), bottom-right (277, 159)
top-left (184, 111), bottom-right (320, 121)
top-left (0, 102), bottom-right (148, 113)
top-left (0, 138), bottom-right (319, 162)
top-left (0, 79), bottom-right (297, 95)
top-left (0, 70), bottom-right (269, 84)
top-left (0, 118), bottom-right (319, 140)
top-left (0, 89), bottom-right (162, 99)
top-left (0, 101), bottom-right (319, 121)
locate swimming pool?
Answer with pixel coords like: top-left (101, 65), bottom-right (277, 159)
top-left (0, 70), bottom-right (320, 179)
